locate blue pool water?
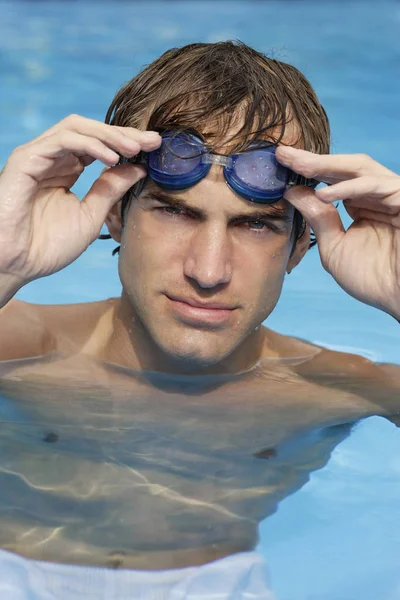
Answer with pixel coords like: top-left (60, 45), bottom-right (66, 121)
top-left (1, 1), bottom-right (400, 598)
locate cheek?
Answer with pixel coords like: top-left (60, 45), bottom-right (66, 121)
top-left (238, 246), bottom-right (289, 314)
top-left (239, 241), bottom-right (290, 284)
top-left (119, 217), bottom-right (182, 287)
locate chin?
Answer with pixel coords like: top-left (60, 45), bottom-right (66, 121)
top-left (153, 329), bottom-right (236, 368)
top-left (163, 343), bottom-right (226, 367)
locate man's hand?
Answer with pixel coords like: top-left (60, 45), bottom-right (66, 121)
top-left (276, 146), bottom-right (400, 320)
top-left (0, 115), bottom-right (161, 306)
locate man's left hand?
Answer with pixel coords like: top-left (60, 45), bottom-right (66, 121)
top-left (276, 146), bottom-right (400, 320)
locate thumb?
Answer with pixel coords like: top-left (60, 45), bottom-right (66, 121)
top-left (82, 163), bottom-right (146, 234)
top-left (284, 185), bottom-right (345, 268)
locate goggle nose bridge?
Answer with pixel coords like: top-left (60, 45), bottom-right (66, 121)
top-left (201, 153), bottom-right (233, 168)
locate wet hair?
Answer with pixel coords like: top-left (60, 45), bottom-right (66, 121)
top-left (103, 40), bottom-right (330, 255)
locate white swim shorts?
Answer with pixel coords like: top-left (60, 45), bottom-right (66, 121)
top-left (0, 548), bottom-right (276, 600)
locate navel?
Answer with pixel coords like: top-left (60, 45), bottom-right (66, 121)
top-left (253, 447), bottom-right (276, 459)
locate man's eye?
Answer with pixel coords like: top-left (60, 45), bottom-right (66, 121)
top-left (161, 206), bottom-right (186, 216)
top-left (247, 220), bottom-right (269, 231)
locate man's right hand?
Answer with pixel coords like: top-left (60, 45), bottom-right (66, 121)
top-left (0, 114), bottom-right (161, 305)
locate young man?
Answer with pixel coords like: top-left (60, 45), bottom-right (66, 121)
top-left (0, 40), bottom-right (399, 593)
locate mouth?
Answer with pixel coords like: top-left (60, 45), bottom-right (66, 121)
top-left (165, 294), bottom-right (238, 326)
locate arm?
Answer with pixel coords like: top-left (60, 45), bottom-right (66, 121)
top-left (294, 345), bottom-right (400, 425)
top-left (0, 116), bottom-right (160, 361)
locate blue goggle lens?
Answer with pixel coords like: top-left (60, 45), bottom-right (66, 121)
top-left (149, 134), bottom-right (203, 173)
top-left (148, 133), bottom-right (210, 190)
top-left (228, 148), bottom-right (289, 200)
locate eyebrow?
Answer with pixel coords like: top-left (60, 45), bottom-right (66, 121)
top-left (143, 189), bottom-right (293, 224)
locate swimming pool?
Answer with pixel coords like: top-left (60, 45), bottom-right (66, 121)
top-left (1, 0), bottom-right (400, 598)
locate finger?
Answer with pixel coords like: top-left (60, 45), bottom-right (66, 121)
top-left (284, 185), bottom-right (345, 269)
top-left (276, 146), bottom-right (395, 184)
top-left (110, 125), bottom-right (162, 151)
top-left (59, 115), bottom-right (161, 148)
top-left (64, 120), bottom-right (161, 152)
top-left (33, 115), bottom-right (161, 151)
top-left (81, 163), bottom-right (146, 236)
top-left (24, 116), bottom-right (161, 161)
top-left (36, 129), bottom-right (157, 166)
top-left (344, 204), bottom-right (400, 228)
top-left (316, 176), bottom-right (400, 215)
top-left (15, 131), bottom-right (135, 181)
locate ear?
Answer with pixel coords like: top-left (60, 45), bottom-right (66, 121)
top-left (286, 223), bottom-right (311, 274)
top-left (105, 199), bottom-right (123, 243)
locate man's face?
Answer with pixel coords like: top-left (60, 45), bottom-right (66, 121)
top-left (117, 138), bottom-right (306, 369)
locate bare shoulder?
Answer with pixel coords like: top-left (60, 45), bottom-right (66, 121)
top-left (0, 299), bottom-right (52, 361)
top-left (0, 297), bottom-right (116, 361)
top-left (265, 326), bottom-right (382, 374)
top-left (268, 328), bottom-right (400, 421)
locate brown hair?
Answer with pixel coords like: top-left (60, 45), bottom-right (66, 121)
top-left (104, 41), bottom-right (330, 254)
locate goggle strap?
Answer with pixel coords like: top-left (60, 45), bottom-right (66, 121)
top-left (118, 152), bottom-right (147, 167)
top-left (287, 173), bottom-right (319, 190)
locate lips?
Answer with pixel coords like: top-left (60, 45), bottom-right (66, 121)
top-left (167, 295), bottom-right (236, 310)
top-left (165, 294), bottom-right (238, 325)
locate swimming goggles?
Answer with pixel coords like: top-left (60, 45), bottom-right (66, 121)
top-left (120, 131), bottom-right (319, 204)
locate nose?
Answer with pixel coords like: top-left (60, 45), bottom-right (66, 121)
top-left (183, 222), bottom-right (233, 289)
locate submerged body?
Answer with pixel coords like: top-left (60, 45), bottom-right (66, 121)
top-left (0, 298), bottom-right (396, 570)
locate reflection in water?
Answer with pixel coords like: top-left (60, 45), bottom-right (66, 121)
top-left (0, 352), bottom-right (368, 571)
